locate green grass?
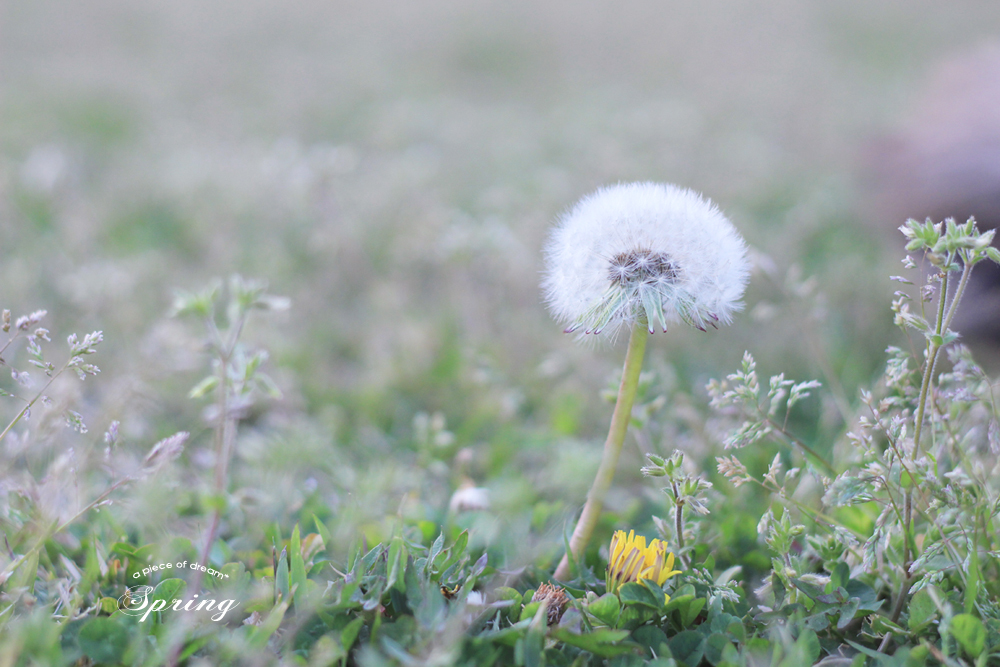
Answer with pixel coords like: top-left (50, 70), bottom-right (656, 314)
top-left (3, 1), bottom-right (1000, 664)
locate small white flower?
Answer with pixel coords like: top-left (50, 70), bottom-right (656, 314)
top-left (542, 182), bottom-right (750, 337)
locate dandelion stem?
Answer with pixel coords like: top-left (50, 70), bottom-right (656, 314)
top-left (554, 321), bottom-right (648, 581)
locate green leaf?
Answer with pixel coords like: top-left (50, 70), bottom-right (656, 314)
top-left (790, 577), bottom-right (826, 601)
top-left (796, 628), bottom-right (821, 664)
top-left (340, 616), bottom-right (364, 653)
top-left (619, 582), bottom-right (663, 610)
top-left (726, 621), bottom-right (746, 643)
top-left (845, 579), bottom-right (881, 612)
top-left (965, 540), bottom-right (980, 615)
top-left (705, 632), bottom-right (734, 666)
top-left (171, 285), bottom-right (218, 319)
top-left (312, 515), bottom-right (332, 550)
top-left (907, 589), bottom-right (936, 631)
top-left (468, 552), bottom-right (488, 580)
top-left (519, 601), bottom-right (541, 623)
top-left (837, 597), bottom-right (859, 630)
top-left (385, 536), bottom-right (406, 593)
top-left (663, 593), bottom-right (695, 615)
top-left (290, 525), bottom-right (307, 610)
top-left (828, 562), bottom-right (850, 593)
top-left (587, 593), bottom-right (621, 626)
top-left (550, 628), bottom-right (634, 658)
top-left (479, 618), bottom-right (532, 647)
top-left (518, 627), bottom-right (544, 667)
top-left (669, 630), bottom-right (706, 666)
top-left (246, 601), bottom-right (289, 650)
top-left (951, 614), bottom-right (986, 658)
top-left (632, 625), bottom-right (668, 654)
top-left (110, 542), bottom-right (138, 559)
top-left (426, 532), bottom-right (445, 576)
top-left (188, 375), bottom-right (218, 399)
top-left (682, 597), bottom-right (706, 627)
top-left (178, 636), bottom-right (214, 662)
top-left (869, 615), bottom-right (906, 637)
top-left (7, 549), bottom-right (39, 593)
top-left (82, 539), bottom-right (102, 594)
top-left (450, 530), bottom-right (469, 561)
top-left (78, 618), bottom-right (129, 664)
top-left (274, 546), bottom-right (289, 604)
top-left (615, 605), bottom-right (657, 630)
top-left (710, 613), bottom-right (741, 634)
top-left (150, 578), bottom-right (187, 619)
top-left (360, 544), bottom-right (383, 572)
top-left (844, 638), bottom-right (888, 661)
top-left (126, 544), bottom-right (157, 581)
top-left (495, 587), bottom-right (522, 622)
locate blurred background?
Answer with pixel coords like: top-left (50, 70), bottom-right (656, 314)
top-left (3, 0), bottom-right (1000, 570)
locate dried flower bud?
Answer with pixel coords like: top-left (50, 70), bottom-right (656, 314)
top-left (531, 583), bottom-right (569, 625)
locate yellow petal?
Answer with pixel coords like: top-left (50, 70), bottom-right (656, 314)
top-left (652, 550), bottom-right (668, 586)
top-left (610, 531), bottom-right (627, 569)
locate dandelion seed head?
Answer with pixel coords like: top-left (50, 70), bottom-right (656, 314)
top-left (542, 182), bottom-right (750, 338)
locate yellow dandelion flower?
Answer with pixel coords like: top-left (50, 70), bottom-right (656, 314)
top-left (606, 530), bottom-right (682, 597)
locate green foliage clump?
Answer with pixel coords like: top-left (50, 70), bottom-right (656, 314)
top-left (3, 220), bottom-right (1000, 666)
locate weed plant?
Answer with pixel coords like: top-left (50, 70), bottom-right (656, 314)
top-left (1, 220), bottom-right (999, 666)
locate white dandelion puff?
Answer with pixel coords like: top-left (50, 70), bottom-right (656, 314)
top-left (542, 182), bottom-right (750, 337)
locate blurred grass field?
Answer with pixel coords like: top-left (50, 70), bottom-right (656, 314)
top-left (2, 0), bottom-right (1000, 651)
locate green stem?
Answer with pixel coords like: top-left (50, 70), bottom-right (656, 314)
top-left (0, 368), bottom-right (64, 444)
top-left (554, 323), bottom-right (648, 581)
top-left (913, 266), bottom-right (950, 456)
top-left (192, 342), bottom-right (235, 597)
top-left (941, 258), bottom-right (973, 334)
top-left (672, 481), bottom-right (688, 568)
top-left (887, 261), bottom-right (966, 630)
top-left (765, 418), bottom-right (836, 476)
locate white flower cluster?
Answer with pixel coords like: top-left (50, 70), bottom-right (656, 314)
top-left (542, 182), bottom-right (750, 337)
